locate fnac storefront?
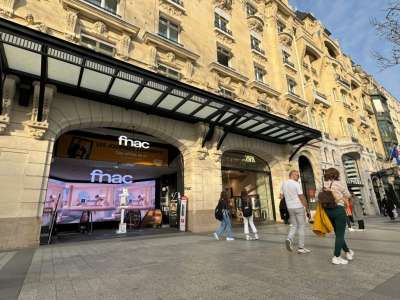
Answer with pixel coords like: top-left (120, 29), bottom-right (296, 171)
top-left (0, 19), bottom-right (320, 249)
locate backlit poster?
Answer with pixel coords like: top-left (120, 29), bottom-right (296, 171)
top-left (42, 179), bottom-right (156, 225)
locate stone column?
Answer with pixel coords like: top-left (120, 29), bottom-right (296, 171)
top-left (0, 83), bottom-right (56, 250)
top-left (183, 147), bottom-right (222, 233)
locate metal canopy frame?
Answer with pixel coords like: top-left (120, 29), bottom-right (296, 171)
top-left (0, 19), bottom-right (321, 145)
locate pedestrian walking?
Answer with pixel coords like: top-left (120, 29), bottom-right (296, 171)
top-left (240, 190), bottom-right (259, 240)
top-left (214, 191), bottom-right (234, 241)
top-left (319, 168), bottom-right (354, 265)
top-left (280, 170), bottom-right (311, 254)
top-left (279, 197), bottom-right (290, 224)
top-left (350, 193), bottom-right (365, 231)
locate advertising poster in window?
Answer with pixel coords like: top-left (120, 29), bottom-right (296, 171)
top-left (42, 179), bottom-right (156, 225)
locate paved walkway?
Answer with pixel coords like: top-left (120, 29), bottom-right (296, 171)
top-left (1, 217), bottom-right (400, 300)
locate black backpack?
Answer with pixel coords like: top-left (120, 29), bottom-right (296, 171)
top-left (215, 201), bottom-right (223, 221)
top-left (242, 201), bottom-right (252, 218)
top-left (318, 181), bottom-right (337, 209)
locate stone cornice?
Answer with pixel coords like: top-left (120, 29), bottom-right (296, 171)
top-left (284, 92), bottom-right (308, 107)
top-left (249, 80), bottom-right (281, 98)
top-left (143, 32), bottom-right (200, 61)
top-left (61, 0), bottom-right (140, 37)
top-left (209, 62), bottom-right (249, 83)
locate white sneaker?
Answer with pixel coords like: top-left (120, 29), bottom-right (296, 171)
top-left (254, 233), bottom-right (259, 240)
top-left (297, 248), bottom-right (311, 254)
top-left (285, 239), bottom-right (293, 252)
top-left (226, 237), bottom-right (235, 241)
top-left (345, 250), bottom-right (354, 261)
top-left (246, 235), bottom-right (251, 241)
top-left (348, 228), bottom-right (355, 232)
top-left (332, 256), bottom-right (348, 265)
top-left (213, 232), bottom-right (219, 240)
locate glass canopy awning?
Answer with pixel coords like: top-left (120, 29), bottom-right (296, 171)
top-left (0, 19), bottom-right (321, 146)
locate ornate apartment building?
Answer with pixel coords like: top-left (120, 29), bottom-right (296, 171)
top-left (0, 0), bottom-right (398, 249)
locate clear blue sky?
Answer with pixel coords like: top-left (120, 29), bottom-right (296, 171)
top-left (289, 0), bottom-right (400, 100)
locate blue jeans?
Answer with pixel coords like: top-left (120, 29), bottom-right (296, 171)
top-left (215, 210), bottom-right (233, 238)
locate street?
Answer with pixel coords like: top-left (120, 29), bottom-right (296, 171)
top-left (1, 217), bottom-right (400, 300)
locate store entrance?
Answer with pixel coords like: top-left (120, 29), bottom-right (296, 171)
top-left (41, 128), bottom-right (184, 244)
top-left (298, 156), bottom-right (317, 211)
top-left (221, 151), bottom-right (275, 225)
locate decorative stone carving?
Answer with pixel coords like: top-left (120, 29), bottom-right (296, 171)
top-left (93, 21), bottom-right (107, 35)
top-left (184, 61), bottom-right (194, 82)
top-left (207, 71), bottom-right (220, 91)
top-left (65, 9), bottom-right (79, 41)
top-left (160, 0), bottom-right (186, 16)
top-left (26, 14), bottom-right (34, 25)
top-left (148, 46), bottom-right (158, 70)
top-left (197, 149), bottom-right (209, 160)
top-left (247, 15), bottom-right (264, 34)
top-left (25, 83), bottom-right (56, 139)
top-left (38, 24), bottom-right (48, 33)
top-left (117, 34), bottom-right (131, 60)
top-left (214, 0), bottom-right (233, 11)
top-left (237, 82), bottom-right (247, 98)
top-left (215, 29), bottom-right (235, 45)
top-left (0, 76), bottom-right (19, 134)
top-left (279, 31), bottom-right (293, 47)
top-left (166, 52), bottom-right (176, 63)
top-left (0, 0), bottom-right (16, 17)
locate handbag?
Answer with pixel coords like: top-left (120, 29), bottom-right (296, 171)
top-left (318, 181), bottom-right (337, 209)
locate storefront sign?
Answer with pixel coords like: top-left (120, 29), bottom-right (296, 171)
top-left (118, 136), bottom-right (150, 149)
top-left (56, 133), bottom-right (168, 166)
top-left (90, 169), bottom-right (133, 184)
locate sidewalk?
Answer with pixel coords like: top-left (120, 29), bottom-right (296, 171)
top-left (1, 217), bottom-right (400, 300)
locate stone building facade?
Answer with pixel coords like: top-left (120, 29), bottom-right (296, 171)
top-left (0, 0), bottom-right (397, 249)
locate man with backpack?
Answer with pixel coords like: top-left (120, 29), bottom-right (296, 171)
top-left (280, 170), bottom-right (311, 254)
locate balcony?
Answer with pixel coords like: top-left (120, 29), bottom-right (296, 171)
top-left (283, 59), bottom-right (296, 71)
top-left (336, 75), bottom-right (351, 89)
top-left (313, 90), bottom-right (330, 107)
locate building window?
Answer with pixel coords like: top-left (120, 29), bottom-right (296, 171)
top-left (254, 65), bottom-right (265, 82)
top-left (80, 34), bottom-right (115, 56)
top-left (282, 51), bottom-right (294, 68)
top-left (170, 0), bottom-right (184, 6)
top-left (214, 13), bottom-right (232, 35)
top-left (157, 64), bottom-right (180, 80)
top-left (277, 21), bottom-right (286, 33)
top-left (246, 3), bottom-right (257, 16)
top-left (159, 16), bottom-right (179, 43)
top-left (217, 45), bottom-right (232, 67)
top-left (287, 78), bottom-right (296, 94)
top-left (250, 36), bottom-right (264, 54)
top-left (347, 121), bottom-right (358, 139)
top-left (219, 86), bottom-right (234, 99)
top-left (85, 0), bottom-right (118, 14)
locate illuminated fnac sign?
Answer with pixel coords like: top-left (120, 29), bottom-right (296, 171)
top-left (118, 136), bottom-right (150, 149)
top-left (90, 169), bottom-right (133, 184)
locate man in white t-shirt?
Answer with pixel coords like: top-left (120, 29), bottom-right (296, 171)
top-left (280, 170), bottom-right (311, 254)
